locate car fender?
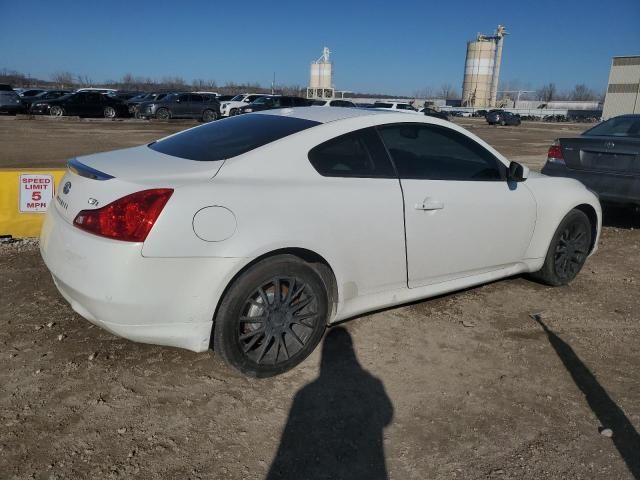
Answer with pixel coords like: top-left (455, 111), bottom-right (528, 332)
top-left (523, 174), bottom-right (602, 262)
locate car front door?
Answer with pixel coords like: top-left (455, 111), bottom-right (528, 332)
top-left (378, 123), bottom-right (537, 288)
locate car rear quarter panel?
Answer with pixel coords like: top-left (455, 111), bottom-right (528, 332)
top-left (142, 117), bottom-right (410, 312)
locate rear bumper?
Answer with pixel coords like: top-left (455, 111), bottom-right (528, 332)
top-left (40, 206), bottom-right (244, 352)
top-left (542, 163), bottom-right (640, 206)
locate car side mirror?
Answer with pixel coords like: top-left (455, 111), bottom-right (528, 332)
top-left (507, 161), bottom-right (529, 182)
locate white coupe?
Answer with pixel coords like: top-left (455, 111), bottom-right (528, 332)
top-left (40, 108), bottom-right (601, 377)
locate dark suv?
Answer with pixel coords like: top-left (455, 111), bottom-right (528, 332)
top-left (486, 110), bottom-right (521, 126)
top-left (238, 95), bottom-right (312, 114)
top-left (137, 93), bottom-right (221, 121)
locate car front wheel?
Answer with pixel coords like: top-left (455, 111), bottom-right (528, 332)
top-left (532, 209), bottom-right (592, 286)
top-left (213, 255), bottom-right (329, 377)
top-left (155, 108), bottom-right (170, 120)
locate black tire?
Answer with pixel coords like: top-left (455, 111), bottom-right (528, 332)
top-left (103, 106), bottom-right (117, 119)
top-left (49, 105), bottom-right (64, 117)
top-left (202, 109), bottom-right (218, 122)
top-left (531, 209), bottom-right (592, 286)
top-left (229, 108), bottom-right (238, 116)
top-left (213, 255), bottom-right (329, 377)
top-left (156, 108), bottom-right (170, 120)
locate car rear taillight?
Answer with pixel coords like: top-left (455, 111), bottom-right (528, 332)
top-left (73, 189), bottom-right (173, 242)
top-left (547, 141), bottom-right (565, 165)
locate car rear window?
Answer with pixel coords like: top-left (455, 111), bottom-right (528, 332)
top-left (149, 114), bottom-right (321, 161)
top-left (584, 116), bottom-right (640, 138)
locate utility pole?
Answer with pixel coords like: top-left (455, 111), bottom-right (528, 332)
top-left (271, 72), bottom-right (275, 95)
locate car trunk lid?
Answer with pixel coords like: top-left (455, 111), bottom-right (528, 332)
top-left (53, 145), bottom-right (223, 226)
top-left (560, 136), bottom-right (640, 174)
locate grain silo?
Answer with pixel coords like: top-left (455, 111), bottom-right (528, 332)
top-left (462, 25), bottom-right (507, 108)
top-left (307, 47), bottom-right (334, 99)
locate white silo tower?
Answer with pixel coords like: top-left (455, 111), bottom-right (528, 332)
top-left (307, 47), bottom-right (335, 99)
top-left (462, 25), bottom-right (508, 108)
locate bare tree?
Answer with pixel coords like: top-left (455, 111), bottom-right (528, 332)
top-left (51, 71), bottom-right (75, 88)
top-left (438, 83), bottom-right (459, 100)
top-left (537, 83), bottom-right (556, 102)
top-left (570, 84), bottom-right (596, 101)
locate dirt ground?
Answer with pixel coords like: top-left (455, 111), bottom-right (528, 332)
top-left (1, 116), bottom-right (639, 480)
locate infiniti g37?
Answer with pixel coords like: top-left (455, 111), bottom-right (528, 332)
top-left (40, 108), bottom-right (601, 377)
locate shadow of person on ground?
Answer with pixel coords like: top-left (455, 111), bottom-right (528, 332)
top-left (533, 316), bottom-right (640, 479)
top-left (266, 326), bottom-right (393, 480)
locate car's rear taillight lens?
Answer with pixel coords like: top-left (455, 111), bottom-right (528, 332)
top-left (73, 188), bottom-right (173, 242)
top-left (547, 141), bottom-right (565, 165)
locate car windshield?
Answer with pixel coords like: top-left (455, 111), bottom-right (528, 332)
top-left (584, 116), bottom-right (640, 138)
top-left (230, 95), bottom-right (245, 102)
top-left (149, 114), bottom-right (320, 161)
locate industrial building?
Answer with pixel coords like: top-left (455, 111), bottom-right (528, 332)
top-left (602, 55), bottom-right (640, 119)
top-left (307, 47), bottom-right (334, 99)
top-left (461, 25), bottom-right (507, 108)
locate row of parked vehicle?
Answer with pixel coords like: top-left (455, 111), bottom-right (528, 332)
top-left (2, 84), bottom-right (479, 124)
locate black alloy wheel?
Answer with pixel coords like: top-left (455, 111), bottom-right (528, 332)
top-left (213, 255), bottom-right (328, 377)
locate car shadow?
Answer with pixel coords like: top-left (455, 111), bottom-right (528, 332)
top-left (602, 205), bottom-right (640, 229)
top-left (532, 316), bottom-right (640, 479)
top-left (265, 326), bottom-right (393, 480)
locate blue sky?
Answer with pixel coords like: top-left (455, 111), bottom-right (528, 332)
top-left (1, 0), bottom-right (638, 95)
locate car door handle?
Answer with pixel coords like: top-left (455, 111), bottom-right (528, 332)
top-left (415, 198), bottom-right (444, 211)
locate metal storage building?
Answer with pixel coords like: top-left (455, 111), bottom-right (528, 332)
top-left (602, 55), bottom-right (640, 119)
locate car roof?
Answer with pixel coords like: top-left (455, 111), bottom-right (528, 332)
top-left (253, 106), bottom-right (407, 124)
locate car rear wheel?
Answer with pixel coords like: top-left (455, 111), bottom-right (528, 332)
top-left (531, 209), bottom-right (592, 286)
top-left (49, 106), bottom-right (64, 117)
top-left (156, 108), bottom-right (170, 120)
top-left (103, 106), bottom-right (116, 119)
top-left (202, 109), bottom-right (218, 122)
top-left (213, 255), bottom-right (329, 377)
top-left (229, 108), bottom-right (238, 116)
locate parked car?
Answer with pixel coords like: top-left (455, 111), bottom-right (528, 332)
top-left (137, 93), bottom-right (220, 121)
top-left (41, 108), bottom-right (601, 377)
top-left (542, 114), bottom-right (640, 207)
top-left (220, 93), bottom-right (270, 117)
top-left (126, 92), bottom-right (171, 117)
top-left (486, 110), bottom-right (521, 126)
top-left (373, 101), bottom-right (421, 113)
top-left (474, 109), bottom-right (488, 117)
top-left (311, 99), bottom-right (356, 107)
top-left (0, 84), bottom-right (24, 114)
top-left (421, 107), bottom-right (449, 121)
top-left (21, 90), bottom-right (72, 110)
top-left (238, 96), bottom-right (312, 113)
top-left (18, 89), bottom-right (46, 98)
top-left (30, 91), bottom-right (129, 118)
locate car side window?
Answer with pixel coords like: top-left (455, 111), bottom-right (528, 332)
top-left (378, 123), bottom-right (506, 181)
top-left (308, 127), bottom-right (396, 178)
top-left (177, 94), bottom-right (190, 102)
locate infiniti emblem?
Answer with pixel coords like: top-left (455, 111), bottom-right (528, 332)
top-left (604, 141), bottom-right (615, 150)
top-left (62, 181), bottom-right (72, 194)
